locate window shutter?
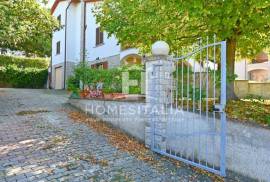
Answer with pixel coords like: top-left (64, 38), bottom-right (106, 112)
top-left (96, 27), bottom-right (100, 45)
top-left (56, 42), bottom-right (60, 54)
top-left (103, 61), bottom-right (108, 69)
top-left (100, 31), bottom-right (104, 44)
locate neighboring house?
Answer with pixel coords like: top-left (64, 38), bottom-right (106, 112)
top-left (235, 52), bottom-right (270, 82)
top-left (0, 48), bottom-right (25, 57)
top-left (50, 0), bottom-right (141, 89)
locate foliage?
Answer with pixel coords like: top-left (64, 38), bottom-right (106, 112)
top-left (0, 0), bottom-right (58, 56)
top-left (0, 64), bottom-right (48, 88)
top-left (94, 0), bottom-right (270, 99)
top-left (95, 1), bottom-right (270, 56)
top-left (0, 55), bottom-right (49, 69)
top-left (226, 100), bottom-right (270, 127)
top-left (67, 76), bottom-right (80, 97)
top-left (68, 63), bottom-right (144, 94)
top-left (244, 94), bottom-right (265, 103)
top-left (0, 55), bottom-right (48, 88)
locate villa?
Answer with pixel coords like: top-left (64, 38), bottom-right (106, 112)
top-left (50, 0), bottom-right (141, 89)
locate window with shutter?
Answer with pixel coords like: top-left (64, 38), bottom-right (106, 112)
top-left (57, 15), bottom-right (61, 26)
top-left (56, 41), bottom-right (61, 55)
top-left (96, 27), bottom-right (104, 46)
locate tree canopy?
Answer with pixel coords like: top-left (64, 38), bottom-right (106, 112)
top-left (94, 0), bottom-right (270, 98)
top-left (0, 0), bottom-right (57, 57)
top-left (95, 0), bottom-right (270, 56)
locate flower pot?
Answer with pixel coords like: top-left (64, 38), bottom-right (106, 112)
top-left (103, 93), bottom-right (113, 100)
top-left (112, 93), bottom-right (126, 100)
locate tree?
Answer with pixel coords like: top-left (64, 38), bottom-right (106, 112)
top-left (0, 0), bottom-right (57, 57)
top-left (94, 0), bottom-right (270, 99)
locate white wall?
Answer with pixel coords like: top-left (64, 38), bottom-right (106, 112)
top-left (52, 2), bottom-right (121, 66)
top-left (235, 60), bottom-right (247, 80)
top-left (85, 3), bottom-right (121, 62)
top-left (66, 3), bottom-right (82, 63)
top-left (52, 1), bottom-right (68, 65)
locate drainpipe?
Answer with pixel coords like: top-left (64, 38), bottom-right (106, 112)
top-left (83, 2), bottom-right (86, 64)
top-left (81, 2), bottom-right (87, 90)
top-left (50, 54), bottom-right (52, 89)
top-left (64, 1), bottom-right (72, 89)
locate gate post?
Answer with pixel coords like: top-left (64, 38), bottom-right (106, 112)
top-left (144, 41), bottom-right (174, 151)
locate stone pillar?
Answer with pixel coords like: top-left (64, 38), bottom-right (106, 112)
top-left (144, 41), bottom-right (174, 152)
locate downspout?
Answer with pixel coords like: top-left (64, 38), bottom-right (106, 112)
top-left (64, 1), bottom-right (72, 89)
top-left (50, 55), bottom-right (52, 89)
top-left (49, 30), bottom-right (54, 89)
top-left (82, 1), bottom-right (87, 89)
top-left (83, 2), bottom-right (86, 63)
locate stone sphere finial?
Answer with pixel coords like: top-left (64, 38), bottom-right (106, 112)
top-left (151, 41), bottom-right (170, 56)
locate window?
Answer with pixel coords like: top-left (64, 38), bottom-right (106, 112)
top-left (56, 41), bottom-right (61, 55)
top-left (91, 62), bottom-right (108, 69)
top-left (96, 27), bottom-right (104, 46)
top-left (57, 15), bottom-right (61, 26)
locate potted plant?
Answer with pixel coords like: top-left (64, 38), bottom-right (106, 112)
top-left (103, 87), bottom-right (114, 100)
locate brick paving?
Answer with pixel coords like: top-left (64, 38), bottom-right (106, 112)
top-left (0, 89), bottom-right (242, 182)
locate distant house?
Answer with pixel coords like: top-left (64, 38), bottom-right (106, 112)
top-left (235, 52), bottom-right (270, 82)
top-left (50, 0), bottom-right (141, 89)
top-left (0, 48), bottom-right (25, 57)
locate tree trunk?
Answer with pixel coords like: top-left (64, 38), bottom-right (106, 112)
top-left (226, 38), bottom-right (238, 100)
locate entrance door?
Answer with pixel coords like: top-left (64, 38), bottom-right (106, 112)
top-left (55, 67), bottom-right (63, 89)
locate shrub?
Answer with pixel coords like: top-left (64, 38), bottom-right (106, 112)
top-left (0, 65), bottom-right (48, 88)
top-left (68, 62), bottom-right (144, 94)
top-left (0, 55), bottom-right (49, 69)
top-left (0, 55), bottom-right (49, 88)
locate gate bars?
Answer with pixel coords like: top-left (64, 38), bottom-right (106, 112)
top-left (151, 37), bottom-right (227, 177)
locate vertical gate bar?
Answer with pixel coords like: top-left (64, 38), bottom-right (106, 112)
top-left (176, 59), bottom-right (179, 109)
top-left (206, 36), bottom-right (209, 167)
top-left (181, 54), bottom-right (184, 159)
top-left (176, 60), bottom-right (179, 156)
top-left (193, 51), bottom-right (196, 113)
top-left (187, 58), bottom-right (190, 113)
top-left (192, 47), bottom-right (196, 162)
top-left (212, 35), bottom-right (217, 169)
top-left (199, 38), bottom-right (202, 164)
top-left (181, 58), bottom-right (184, 110)
top-left (213, 35), bottom-right (216, 127)
top-left (170, 59), bottom-right (173, 155)
top-left (220, 41), bottom-right (227, 177)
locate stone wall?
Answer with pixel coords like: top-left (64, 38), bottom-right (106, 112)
top-left (68, 98), bottom-right (270, 181)
top-left (235, 80), bottom-right (270, 98)
top-left (69, 99), bottom-right (146, 141)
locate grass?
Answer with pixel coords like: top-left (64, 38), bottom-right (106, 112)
top-left (16, 110), bottom-right (50, 116)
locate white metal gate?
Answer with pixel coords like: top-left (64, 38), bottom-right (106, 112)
top-left (152, 38), bottom-right (227, 176)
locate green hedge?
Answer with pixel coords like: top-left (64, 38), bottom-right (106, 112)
top-left (0, 56), bottom-right (48, 88)
top-left (0, 55), bottom-right (49, 69)
top-left (68, 63), bottom-right (144, 94)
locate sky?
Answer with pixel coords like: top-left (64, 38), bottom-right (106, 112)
top-left (37, 0), bottom-right (54, 8)
top-left (47, 0), bottom-right (54, 8)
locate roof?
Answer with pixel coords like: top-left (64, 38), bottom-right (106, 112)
top-left (51, 0), bottom-right (101, 14)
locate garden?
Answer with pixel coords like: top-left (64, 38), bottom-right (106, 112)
top-left (67, 63), bottom-right (144, 100)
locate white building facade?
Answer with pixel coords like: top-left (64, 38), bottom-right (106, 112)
top-left (235, 52), bottom-right (270, 82)
top-left (50, 0), bottom-right (140, 89)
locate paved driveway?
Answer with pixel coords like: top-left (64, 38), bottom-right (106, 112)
top-left (0, 89), bottom-right (239, 182)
